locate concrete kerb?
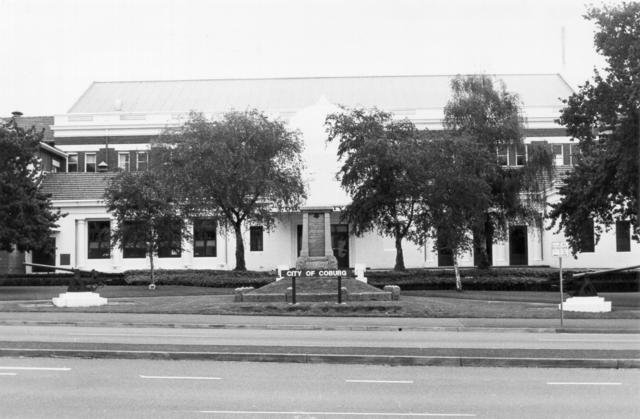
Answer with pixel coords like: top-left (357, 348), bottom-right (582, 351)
top-left (1, 347), bottom-right (638, 369)
top-left (0, 319), bottom-right (638, 334)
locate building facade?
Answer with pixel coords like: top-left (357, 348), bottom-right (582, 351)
top-left (25, 74), bottom-right (639, 273)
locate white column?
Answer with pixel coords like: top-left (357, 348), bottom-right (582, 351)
top-left (76, 219), bottom-right (86, 268)
top-left (324, 211), bottom-right (333, 257)
top-left (300, 212), bottom-right (309, 257)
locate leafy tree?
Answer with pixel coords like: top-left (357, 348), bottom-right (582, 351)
top-left (326, 107), bottom-right (421, 271)
top-left (104, 170), bottom-right (190, 285)
top-left (415, 134), bottom-right (493, 290)
top-left (549, 2), bottom-right (640, 253)
top-left (157, 110), bottom-right (306, 271)
top-left (443, 75), bottom-right (554, 268)
top-left (0, 115), bottom-right (61, 253)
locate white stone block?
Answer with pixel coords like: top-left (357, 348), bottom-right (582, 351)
top-left (52, 292), bottom-right (108, 308)
top-left (560, 296), bottom-right (612, 313)
top-left (276, 265), bottom-right (289, 281)
top-left (354, 263), bottom-right (368, 283)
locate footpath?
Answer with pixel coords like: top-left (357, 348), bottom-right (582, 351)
top-left (0, 311), bottom-right (639, 369)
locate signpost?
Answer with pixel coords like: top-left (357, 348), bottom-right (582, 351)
top-left (283, 269), bottom-right (354, 304)
top-left (552, 242), bottom-right (570, 326)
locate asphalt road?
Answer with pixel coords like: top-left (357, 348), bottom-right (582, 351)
top-left (0, 357), bottom-right (638, 418)
top-left (1, 325), bottom-right (640, 350)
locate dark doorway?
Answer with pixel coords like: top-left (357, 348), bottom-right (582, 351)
top-left (437, 234), bottom-right (454, 267)
top-left (509, 225), bottom-right (528, 265)
top-left (331, 224), bottom-right (349, 269)
top-left (32, 237), bottom-right (55, 272)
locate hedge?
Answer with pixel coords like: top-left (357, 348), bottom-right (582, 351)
top-left (0, 272), bottom-right (126, 287)
top-left (123, 269), bottom-right (274, 288)
top-left (365, 267), bottom-right (639, 292)
top-left (2, 267), bottom-right (637, 292)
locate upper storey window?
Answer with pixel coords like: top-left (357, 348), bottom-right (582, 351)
top-left (552, 143), bottom-right (576, 166)
top-left (68, 154), bottom-right (78, 172)
top-left (136, 152), bottom-right (148, 171)
top-left (85, 153), bottom-right (96, 172)
top-left (118, 153), bottom-right (130, 171)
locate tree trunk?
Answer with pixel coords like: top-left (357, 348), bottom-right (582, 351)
top-left (394, 234), bottom-right (406, 271)
top-left (453, 258), bottom-right (462, 292)
top-left (149, 247), bottom-right (155, 285)
top-left (233, 223), bottom-right (246, 271)
top-left (473, 219), bottom-right (492, 269)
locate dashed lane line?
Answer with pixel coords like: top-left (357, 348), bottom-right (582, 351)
top-left (346, 379), bottom-right (414, 384)
top-left (140, 375), bottom-right (222, 380)
top-left (199, 410), bottom-right (475, 417)
top-left (0, 366), bottom-right (71, 371)
top-left (547, 382), bottom-right (622, 386)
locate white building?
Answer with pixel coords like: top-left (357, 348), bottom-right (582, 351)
top-left (30, 74), bottom-right (639, 273)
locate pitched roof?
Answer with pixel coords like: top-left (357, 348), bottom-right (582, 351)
top-left (40, 172), bottom-right (117, 201)
top-left (68, 74), bottom-right (574, 114)
top-left (13, 116), bottom-right (55, 143)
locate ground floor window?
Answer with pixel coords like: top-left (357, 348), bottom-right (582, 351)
top-left (616, 221), bottom-right (631, 252)
top-left (583, 220), bottom-right (595, 252)
top-left (88, 221), bottom-right (110, 259)
top-left (250, 226), bottom-right (263, 251)
top-left (194, 219), bottom-right (216, 257)
top-left (158, 224), bottom-right (182, 258)
top-left (122, 221), bottom-right (147, 258)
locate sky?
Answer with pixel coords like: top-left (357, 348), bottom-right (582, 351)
top-left (0, 0), bottom-right (615, 117)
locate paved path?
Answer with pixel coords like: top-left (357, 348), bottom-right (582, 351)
top-left (0, 312), bottom-right (639, 368)
top-left (0, 312), bottom-right (639, 333)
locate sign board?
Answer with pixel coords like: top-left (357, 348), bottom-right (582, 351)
top-left (283, 269), bottom-right (355, 278)
top-left (551, 242), bottom-right (570, 257)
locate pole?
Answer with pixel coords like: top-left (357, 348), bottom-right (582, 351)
top-left (559, 256), bottom-right (564, 327)
top-left (291, 277), bottom-right (296, 305)
top-left (337, 276), bottom-right (342, 304)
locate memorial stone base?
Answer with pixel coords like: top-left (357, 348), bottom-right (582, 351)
top-left (52, 292), bottom-right (108, 308)
top-left (296, 255), bottom-right (338, 270)
top-left (560, 296), bottom-right (612, 313)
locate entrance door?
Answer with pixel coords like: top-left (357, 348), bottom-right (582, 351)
top-left (437, 234), bottom-right (454, 267)
top-left (331, 224), bottom-right (349, 269)
top-left (509, 226), bottom-right (528, 265)
top-left (32, 237), bottom-right (55, 272)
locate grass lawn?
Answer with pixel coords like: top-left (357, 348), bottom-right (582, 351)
top-left (0, 285), bottom-right (638, 319)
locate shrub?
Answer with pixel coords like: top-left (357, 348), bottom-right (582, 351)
top-left (123, 269), bottom-right (274, 288)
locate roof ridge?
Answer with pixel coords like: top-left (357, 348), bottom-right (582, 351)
top-left (89, 73), bottom-right (564, 85)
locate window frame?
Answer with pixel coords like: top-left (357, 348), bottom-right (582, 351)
top-left (118, 152), bottom-right (130, 171)
top-left (136, 151), bottom-right (148, 171)
top-left (87, 220), bottom-right (111, 259)
top-left (85, 153), bottom-right (96, 173)
top-left (67, 153), bottom-right (78, 172)
top-left (122, 221), bottom-right (147, 259)
top-left (249, 226), bottom-right (264, 252)
top-left (616, 221), bottom-right (631, 252)
top-left (193, 219), bottom-right (217, 257)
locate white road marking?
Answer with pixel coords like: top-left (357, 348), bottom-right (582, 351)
top-left (68, 332), bottom-right (208, 338)
top-left (346, 379), bottom-right (414, 384)
top-left (0, 366), bottom-right (71, 371)
top-left (140, 375), bottom-right (221, 380)
top-left (199, 410), bottom-right (475, 417)
top-left (0, 372), bottom-right (17, 376)
top-left (547, 382), bottom-right (622, 386)
top-left (539, 338), bottom-right (640, 343)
